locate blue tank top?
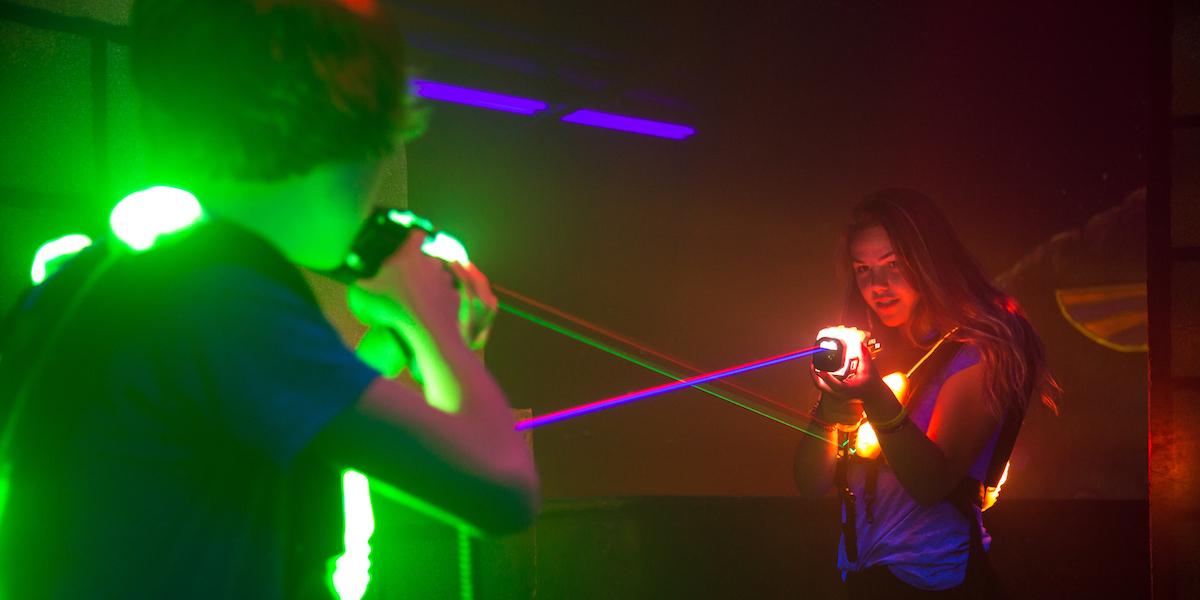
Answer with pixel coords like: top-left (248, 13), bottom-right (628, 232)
top-left (836, 343), bottom-right (1001, 590)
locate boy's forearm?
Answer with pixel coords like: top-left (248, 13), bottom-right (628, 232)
top-left (398, 318), bottom-right (539, 490)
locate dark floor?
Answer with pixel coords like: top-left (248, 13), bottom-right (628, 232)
top-left (361, 496), bottom-right (1149, 599)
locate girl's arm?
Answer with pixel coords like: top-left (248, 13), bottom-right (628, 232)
top-left (860, 364), bottom-right (1000, 505)
top-left (818, 347), bottom-right (1000, 505)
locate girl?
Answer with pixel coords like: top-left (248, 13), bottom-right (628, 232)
top-left (812, 189), bottom-right (1058, 598)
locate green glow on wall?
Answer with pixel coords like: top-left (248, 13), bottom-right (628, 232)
top-left (0, 462), bottom-right (11, 533)
top-left (422, 232), bottom-right (471, 266)
top-left (331, 469), bottom-right (375, 600)
top-left (109, 186), bottom-right (203, 251)
top-left (30, 233), bottom-right (93, 284)
top-left (369, 477), bottom-right (480, 536)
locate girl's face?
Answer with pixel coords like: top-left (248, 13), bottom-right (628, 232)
top-left (850, 225), bottom-right (920, 328)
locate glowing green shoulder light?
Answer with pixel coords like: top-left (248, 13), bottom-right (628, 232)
top-left (110, 186), bottom-right (204, 251)
top-left (30, 234), bottom-right (94, 285)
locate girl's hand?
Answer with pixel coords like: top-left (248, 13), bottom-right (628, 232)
top-left (814, 341), bottom-right (881, 398)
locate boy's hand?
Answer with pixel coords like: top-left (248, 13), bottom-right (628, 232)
top-left (348, 231), bottom-right (461, 340)
top-left (449, 261), bottom-right (498, 351)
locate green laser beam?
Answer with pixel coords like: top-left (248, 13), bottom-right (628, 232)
top-left (497, 302), bottom-right (834, 445)
top-left (335, 296), bottom-right (834, 600)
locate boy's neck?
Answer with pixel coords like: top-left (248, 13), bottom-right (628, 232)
top-left (200, 162), bottom-right (380, 270)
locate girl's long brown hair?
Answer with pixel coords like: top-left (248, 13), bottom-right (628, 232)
top-left (840, 189), bottom-right (1059, 418)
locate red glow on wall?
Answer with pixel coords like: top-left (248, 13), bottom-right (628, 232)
top-left (336, 0), bottom-right (377, 16)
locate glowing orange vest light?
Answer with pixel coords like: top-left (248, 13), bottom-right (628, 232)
top-left (851, 371), bottom-right (907, 459)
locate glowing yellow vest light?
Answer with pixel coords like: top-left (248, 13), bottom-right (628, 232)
top-left (851, 371), bottom-right (907, 459)
top-left (982, 462), bottom-right (1010, 512)
top-left (853, 371), bottom-right (1010, 512)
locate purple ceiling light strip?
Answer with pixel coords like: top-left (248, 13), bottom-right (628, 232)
top-left (561, 109), bottom-right (696, 139)
top-left (410, 80), bottom-right (549, 115)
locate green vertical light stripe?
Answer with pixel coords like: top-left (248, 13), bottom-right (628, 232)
top-left (331, 469), bottom-right (375, 600)
top-left (458, 527), bottom-right (474, 600)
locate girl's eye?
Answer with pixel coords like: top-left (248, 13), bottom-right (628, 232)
top-left (887, 261), bottom-right (899, 269)
top-left (854, 265), bottom-right (869, 274)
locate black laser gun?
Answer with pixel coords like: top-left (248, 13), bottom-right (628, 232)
top-left (322, 208), bottom-right (452, 381)
top-left (324, 208), bottom-right (437, 283)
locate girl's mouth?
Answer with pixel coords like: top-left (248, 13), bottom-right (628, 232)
top-left (875, 298), bottom-right (900, 310)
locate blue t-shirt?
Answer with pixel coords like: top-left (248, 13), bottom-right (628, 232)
top-left (0, 219), bottom-right (378, 598)
top-left (837, 343), bottom-right (1002, 590)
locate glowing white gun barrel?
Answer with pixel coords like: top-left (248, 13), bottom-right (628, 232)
top-left (813, 326), bottom-right (869, 382)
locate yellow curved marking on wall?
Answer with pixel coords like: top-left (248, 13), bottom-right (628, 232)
top-left (1082, 309), bottom-right (1147, 339)
top-left (1055, 283), bottom-right (1147, 353)
top-left (1056, 283), bottom-right (1145, 305)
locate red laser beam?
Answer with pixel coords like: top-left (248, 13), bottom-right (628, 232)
top-left (492, 285), bottom-right (815, 422)
top-left (516, 345), bottom-right (824, 430)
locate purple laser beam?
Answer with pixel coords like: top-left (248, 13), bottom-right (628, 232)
top-left (515, 346), bottom-right (823, 431)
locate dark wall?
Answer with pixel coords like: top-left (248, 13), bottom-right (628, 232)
top-left (0, 1), bottom-right (1150, 504)
top-left (403, 2), bottom-right (1151, 499)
